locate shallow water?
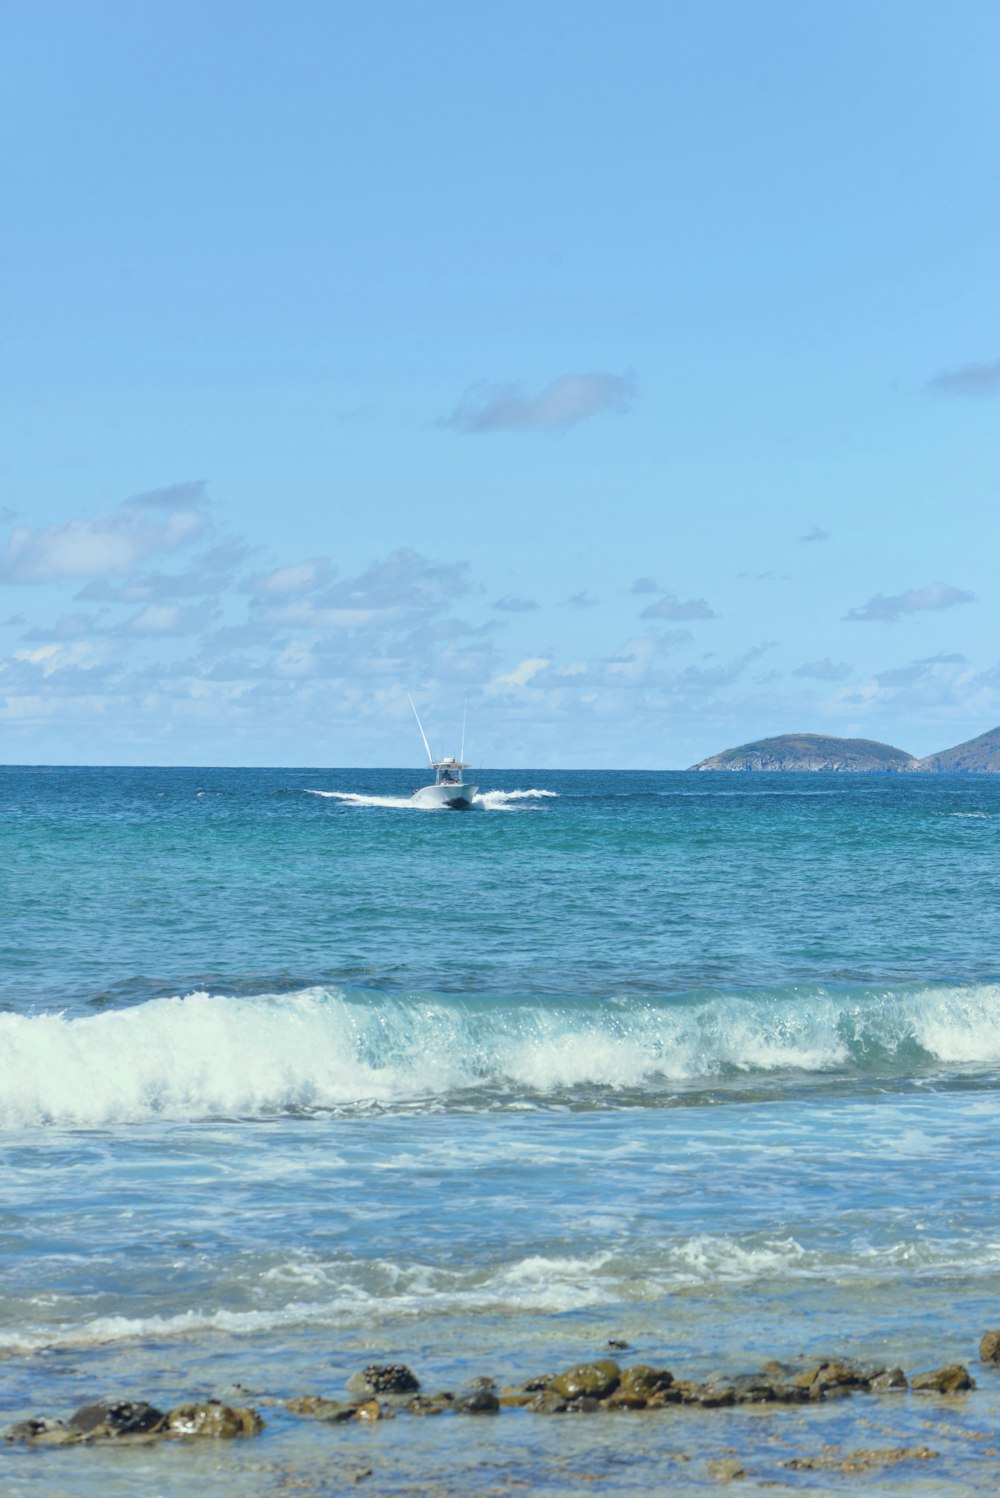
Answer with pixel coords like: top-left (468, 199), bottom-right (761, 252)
top-left (3, 766), bottom-right (1000, 1493)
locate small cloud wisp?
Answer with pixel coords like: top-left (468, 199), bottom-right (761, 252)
top-left (439, 371), bottom-right (635, 434)
top-left (844, 581), bottom-right (975, 623)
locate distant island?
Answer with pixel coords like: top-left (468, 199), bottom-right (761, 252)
top-left (690, 725), bottom-right (1000, 772)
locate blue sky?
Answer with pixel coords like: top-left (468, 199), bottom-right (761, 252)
top-left (2, 0), bottom-right (999, 767)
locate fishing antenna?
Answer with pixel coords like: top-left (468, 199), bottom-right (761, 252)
top-left (406, 692), bottom-right (434, 766)
top-left (460, 696), bottom-right (467, 764)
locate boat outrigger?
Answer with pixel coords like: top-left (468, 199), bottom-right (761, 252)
top-left (407, 694), bottom-right (479, 809)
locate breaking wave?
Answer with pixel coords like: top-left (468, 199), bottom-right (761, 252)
top-left (4, 981), bottom-right (1000, 1128)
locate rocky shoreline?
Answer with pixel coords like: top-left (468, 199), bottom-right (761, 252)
top-left (7, 1332), bottom-right (1000, 1461)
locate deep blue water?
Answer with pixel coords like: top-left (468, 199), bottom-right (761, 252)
top-left (3, 766), bottom-right (1000, 1494)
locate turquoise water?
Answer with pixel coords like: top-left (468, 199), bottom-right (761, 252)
top-left (3, 766), bottom-right (1000, 1493)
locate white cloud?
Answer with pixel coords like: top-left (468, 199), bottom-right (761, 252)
top-left (22, 612), bottom-right (103, 642)
top-left (488, 656), bottom-right (551, 690)
top-left (0, 484), bottom-right (209, 584)
top-left (254, 601), bottom-right (388, 630)
top-left (124, 481), bottom-right (209, 513)
top-left (78, 540), bottom-right (252, 604)
top-left (493, 594), bottom-right (539, 613)
top-left (844, 581), bottom-right (975, 623)
top-left (10, 641), bottom-right (112, 677)
top-left (439, 371), bottom-right (635, 434)
top-left (243, 558), bottom-right (332, 596)
top-left (640, 593), bottom-right (718, 621)
top-left (604, 630), bottom-right (692, 684)
top-left (123, 602), bottom-right (216, 636)
top-left (792, 658), bottom-right (852, 681)
top-left (927, 358), bottom-right (1000, 398)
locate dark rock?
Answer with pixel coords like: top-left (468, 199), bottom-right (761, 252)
top-left (548, 1359), bottom-right (620, 1400)
top-left (645, 1385), bottom-right (684, 1407)
top-left (728, 1375), bottom-right (809, 1405)
top-left (607, 1338), bottom-right (629, 1350)
top-left (619, 1364), bottom-right (674, 1398)
top-left (526, 1391), bottom-right (570, 1415)
top-left (729, 1376), bottom-right (777, 1405)
top-left (68, 1399), bottom-right (165, 1437)
top-left (406, 1394), bottom-right (452, 1416)
top-left (777, 1383), bottom-right (816, 1404)
top-left (463, 1375), bottom-right (496, 1391)
top-left (695, 1384), bottom-right (737, 1408)
top-left (4, 1417), bottom-right (80, 1446)
top-left (784, 1446), bottom-right (938, 1472)
top-left (707, 1457), bottom-right (746, 1481)
top-left (669, 1380), bottom-right (735, 1407)
top-left (521, 1373), bottom-right (553, 1392)
top-left (561, 1396), bottom-right (603, 1414)
top-left (287, 1395), bottom-right (356, 1422)
top-left (453, 1389), bottom-right (500, 1415)
top-left (352, 1399), bottom-right (390, 1421)
top-left (911, 1365), bottom-right (975, 1394)
top-left (346, 1363), bottom-right (419, 1397)
top-left (869, 1368), bottom-right (908, 1392)
top-left (165, 1401), bottom-right (263, 1437)
top-left (980, 1329), bottom-right (1000, 1364)
top-left (791, 1358), bottom-right (868, 1396)
top-left (604, 1387), bottom-right (649, 1410)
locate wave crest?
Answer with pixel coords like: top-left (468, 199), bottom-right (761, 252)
top-left (4, 981), bottom-right (1000, 1128)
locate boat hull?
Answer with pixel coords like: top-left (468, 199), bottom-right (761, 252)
top-left (411, 783), bottom-right (479, 810)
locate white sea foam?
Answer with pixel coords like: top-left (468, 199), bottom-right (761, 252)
top-left (0, 1251), bottom-right (619, 1354)
top-left (13, 1226), bottom-right (997, 1356)
top-left (4, 981), bottom-right (1000, 1128)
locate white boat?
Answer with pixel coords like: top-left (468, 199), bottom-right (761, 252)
top-left (411, 758), bottom-right (479, 810)
top-left (407, 694), bottom-right (479, 809)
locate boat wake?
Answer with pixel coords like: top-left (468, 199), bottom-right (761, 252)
top-left (305, 788), bottom-right (556, 811)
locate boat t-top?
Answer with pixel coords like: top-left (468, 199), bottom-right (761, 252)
top-left (407, 694), bottom-right (479, 809)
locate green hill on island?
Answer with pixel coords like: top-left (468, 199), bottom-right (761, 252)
top-left (690, 734), bottom-right (917, 772)
top-left (916, 725), bottom-right (1000, 773)
top-left (690, 725), bottom-right (1000, 772)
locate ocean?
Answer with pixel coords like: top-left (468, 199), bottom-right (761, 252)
top-left (3, 765), bottom-right (1000, 1494)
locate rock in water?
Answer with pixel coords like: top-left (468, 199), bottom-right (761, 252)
top-left (165, 1401), bottom-right (264, 1437)
top-left (287, 1395), bottom-right (356, 1422)
top-left (68, 1399), bottom-right (166, 1437)
top-left (980, 1329), bottom-right (1000, 1364)
top-left (548, 1360), bottom-right (620, 1399)
top-left (406, 1394), bottom-right (453, 1416)
top-left (707, 1457), bottom-right (746, 1481)
top-left (869, 1368), bottom-right (908, 1392)
top-left (352, 1399), bottom-right (389, 1421)
top-left (911, 1365), bottom-right (975, 1394)
top-left (453, 1389), bottom-right (500, 1415)
top-left (4, 1417), bottom-right (81, 1446)
top-left (346, 1364), bottom-right (420, 1397)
